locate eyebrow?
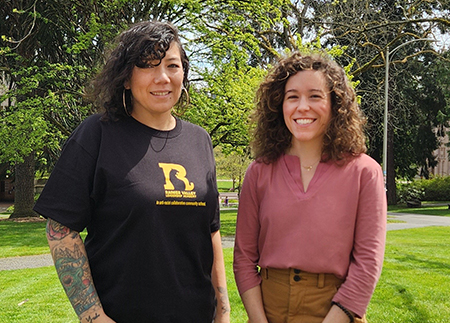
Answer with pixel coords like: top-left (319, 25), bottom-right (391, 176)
top-left (284, 88), bottom-right (325, 94)
top-left (164, 56), bottom-right (182, 62)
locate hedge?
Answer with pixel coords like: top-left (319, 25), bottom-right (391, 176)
top-left (397, 176), bottom-right (450, 203)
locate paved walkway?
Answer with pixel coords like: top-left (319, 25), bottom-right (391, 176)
top-left (1, 212), bottom-right (450, 271)
top-left (386, 212), bottom-right (450, 230)
top-left (0, 201), bottom-right (12, 213)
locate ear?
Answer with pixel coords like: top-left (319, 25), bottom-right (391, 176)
top-left (124, 80), bottom-right (131, 90)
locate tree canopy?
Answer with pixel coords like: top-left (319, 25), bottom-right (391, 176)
top-left (1, 0), bottom-right (449, 208)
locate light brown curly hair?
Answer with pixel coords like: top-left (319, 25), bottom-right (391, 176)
top-left (251, 51), bottom-right (367, 164)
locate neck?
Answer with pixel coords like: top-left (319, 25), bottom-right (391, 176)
top-left (287, 139), bottom-right (323, 166)
top-left (131, 111), bottom-right (176, 131)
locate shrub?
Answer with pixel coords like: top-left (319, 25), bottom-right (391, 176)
top-left (397, 176), bottom-right (450, 202)
top-left (396, 182), bottom-right (425, 204)
top-left (422, 176), bottom-right (450, 201)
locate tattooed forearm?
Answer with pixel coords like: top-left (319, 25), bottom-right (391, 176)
top-left (85, 312), bottom-right (100, 322)
top-left (47, 220), bottom-right (103, 320)
top-left (46, 218), bottom-right (77, 240)
top-left (217, 286), bottom-right (230, 314)
top-left (53, 243), bottom-right (101, 317)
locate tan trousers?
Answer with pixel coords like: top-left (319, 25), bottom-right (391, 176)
top-left (260, 268), bottom-right (367, 323)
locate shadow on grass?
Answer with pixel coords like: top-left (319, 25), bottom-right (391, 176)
top-left (391, 284), bottom-right (430, 323)
top-left (392, 252), bottom-right (450, 273)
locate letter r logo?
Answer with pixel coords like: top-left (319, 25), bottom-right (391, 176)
top-left (158, 163), bottom-right (195, 191)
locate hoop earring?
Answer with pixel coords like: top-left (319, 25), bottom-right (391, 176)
top-left (123, 89), bottom-right (131, 117)
top-left (182, 87), bottom-right (190, 106)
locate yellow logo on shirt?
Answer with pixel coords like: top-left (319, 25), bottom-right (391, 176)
top-left (155, 163), bottom-right (207, 206)
top-left (158, 163), bottom-right (195, 197)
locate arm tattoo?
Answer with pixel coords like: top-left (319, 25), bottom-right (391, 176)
top-left (217, 286), bottom-right (230, 314)
top-left (85, 313), bottom-right (100, 322)
top-left (53, 243), bottom-right (101, 317)
top-left (46, 219), bottom-right (77, 241)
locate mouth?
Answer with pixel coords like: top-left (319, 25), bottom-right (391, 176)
top-left (151, 91), bottom-right (170, 96)
top-left (295, 118), bottom-right (315, 125)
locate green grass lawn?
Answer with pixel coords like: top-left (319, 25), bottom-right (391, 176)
top-left (0, 221), bottom-right (48, 258)
top-left (0, 266), bottom-right (75, 323)
top-left (0, 220), bottom-right (87, 258)
top-left (1, 212), bottom-right (450, 322)
top-left (217, 179), bottom-right (234, 192)
top-left (0, 204), bottom-right (440, 258)
top-left (1, 226), bottom-right (449, 322)
top-left (367, 227), bottom-right (450, 323)
top-left (389, 204), bottom-right (450, 216)
top-left (221, 211), bottom-right (410, 236)
top-left (220, 209), bottom-right (238, 237)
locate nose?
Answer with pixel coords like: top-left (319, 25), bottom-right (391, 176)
top-left (154, 67), bottom-right (170, 83)
top-left (296, 96), bottom-right (310, 112)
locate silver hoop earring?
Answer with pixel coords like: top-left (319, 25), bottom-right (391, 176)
top-left (123, 89), bottom-right (131, 117)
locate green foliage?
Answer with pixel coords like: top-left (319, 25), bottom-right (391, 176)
top-left (214, 147), bottom-right (252, 192)
top-left (0, 61), bottom-right (92, 165)
top-left (421, 176), bottom-right (450, 201)
top-left (185, 63), bottom-right (266, 150)
top-left (396, 182), bottom-right (425, 204)
top-left (186, 0), bottom-right (290, 65)
top-left (0, 0), bottom-right (184, 169)
top-left (1, 0), bottom-right (448, 203)
top-left (397, 177), bottom-right (450, 202)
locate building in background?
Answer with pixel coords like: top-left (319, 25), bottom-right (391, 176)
top-left (432, 129), bottom-right (450, 176)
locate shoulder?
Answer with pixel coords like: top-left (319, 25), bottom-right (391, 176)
top-left (345, 154), bottom-right (384, 185)
top-left (245, 158), bottom-right (278, 179)
top-left (70, 114), bottom-right (104, 138)
top-left (63, 114), bottom-right (109, 157)
top-left (179, 119), bottom-right (210, 137)
top-left (70, 113), bottom-right (130, 141)
top-left (178, 119), bottom-right (213, 150)
top-left (349, 154), bottom-right (382, 172)
top-left (248, 159), bottom-right (267, 171)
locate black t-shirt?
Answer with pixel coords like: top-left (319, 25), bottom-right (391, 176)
top-left (34, 114), bottom-right (220, 322)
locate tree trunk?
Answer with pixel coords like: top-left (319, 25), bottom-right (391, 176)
top-left (9, 153), bottom-right (37, 218)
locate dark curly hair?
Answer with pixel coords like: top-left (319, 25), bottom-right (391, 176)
top-left (87, 20), bottom-right (189, 120)
top-left (252, 51), bottom-right (366, 164)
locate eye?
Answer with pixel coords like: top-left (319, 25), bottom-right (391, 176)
top-left (285, 94), bottom-right (298, 100)
top-left (310, 93), bottom-right (324, 99)
top-left (139, 61), bottom-right (156, 69)
top-left (168, 63), bottom-right (181, 68)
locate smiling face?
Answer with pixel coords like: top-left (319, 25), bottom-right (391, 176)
top-left (282, 69), bottom-right (332, 150)
top-left (124, 42), bottom-right (184, 128)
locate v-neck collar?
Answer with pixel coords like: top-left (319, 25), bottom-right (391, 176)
top-left (281, 154), bottom-right (334, 197)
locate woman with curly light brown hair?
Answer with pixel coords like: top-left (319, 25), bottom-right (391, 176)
top-left (234, 52), bottom-right (387, 323)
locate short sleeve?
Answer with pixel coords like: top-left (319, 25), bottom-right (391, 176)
top-left (33, 115), bottom-right (102, 232)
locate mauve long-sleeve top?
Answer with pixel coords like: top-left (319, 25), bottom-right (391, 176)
top-left (233, 153), bottom-right (387, 317)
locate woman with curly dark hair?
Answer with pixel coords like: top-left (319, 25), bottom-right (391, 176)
top-left (234, 52), bottom-right (386, 323)
top-left (34, 21), bottom-right (230, 323)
